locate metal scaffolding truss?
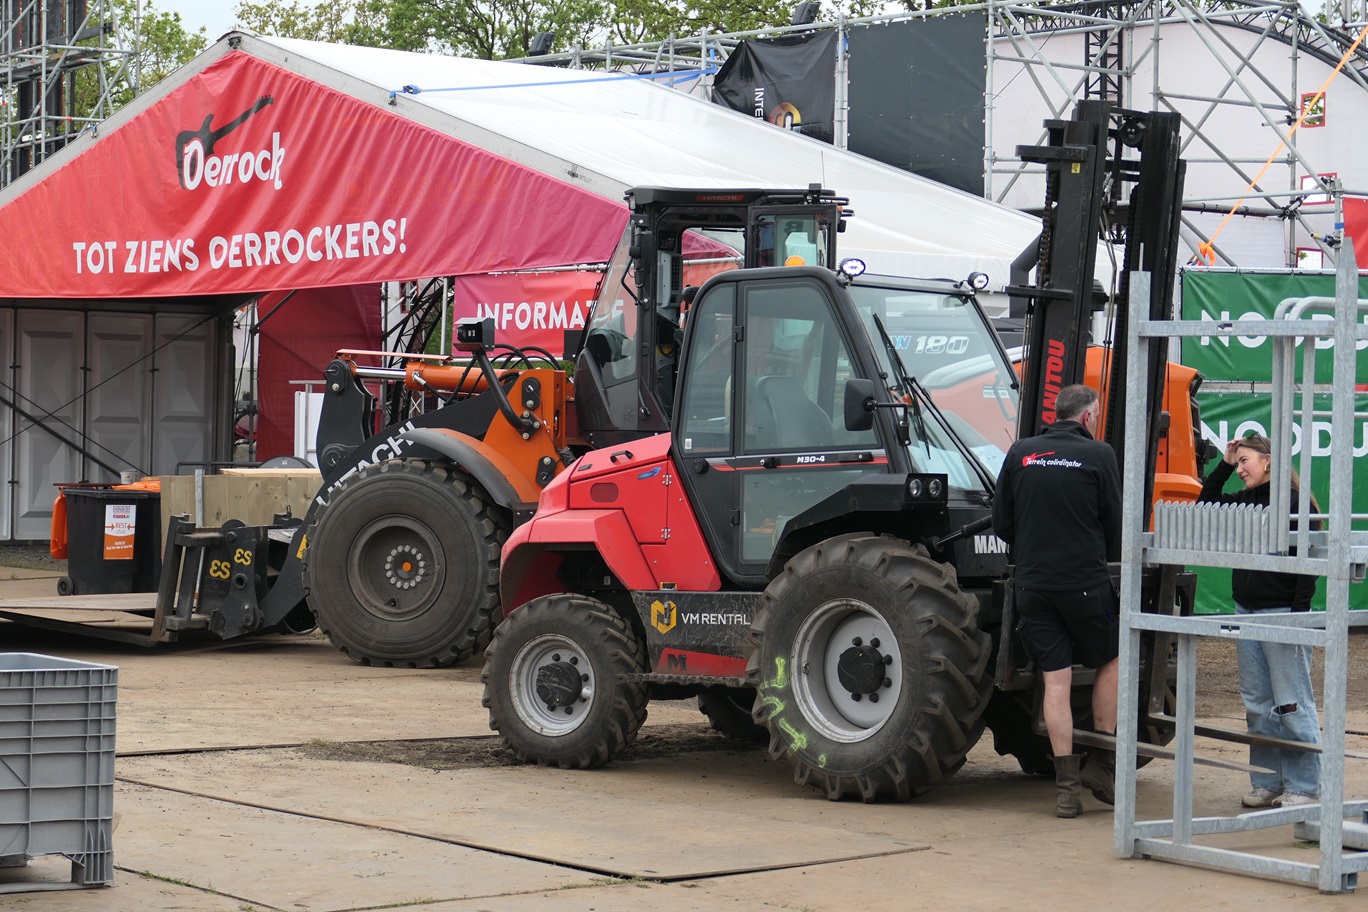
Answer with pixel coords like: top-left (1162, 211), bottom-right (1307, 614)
top-left (985, 0), bottom-right (1368, 268)
top-left (1, 0), bottom-right (134, 189)
top-left (1114, 252), bottom-right (1368, 892)
top-left (520, 0), bottom-right (1368, 268)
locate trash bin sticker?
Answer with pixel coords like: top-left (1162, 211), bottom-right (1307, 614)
top-left (104, 504), bottom-right (136, 559)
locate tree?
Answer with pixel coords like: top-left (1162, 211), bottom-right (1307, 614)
top-left (114, 0), bottom-right (210, 104)
top-left (230, 0), bottom-right (887, 60)
top-left (236, 0), bottom-right (359, 43)
top-left (66, 0), bottom-right (207, 118)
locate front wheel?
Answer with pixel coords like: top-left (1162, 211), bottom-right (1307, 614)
top-left (482, 594), bottom-right (649, 769)
top-left (747, 533), bottom-right (992, 802)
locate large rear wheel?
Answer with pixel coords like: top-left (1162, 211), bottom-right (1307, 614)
top-left (747, 533), bottom-right (992, 802)
top-left (482, 594), bottom-right (649, 768)
top-left (302, 458), bottom-right (508, 667)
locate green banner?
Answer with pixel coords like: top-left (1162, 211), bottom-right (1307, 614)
top-left (1190, 390), bottom-right (1368, 614)
top-left (1179, 270), bottom-right (1368, 383)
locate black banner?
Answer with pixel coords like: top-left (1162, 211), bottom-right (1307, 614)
top-left (712, 31), bottom-right (837, 145)
top-left (847, 16), bottom-right (988, 196)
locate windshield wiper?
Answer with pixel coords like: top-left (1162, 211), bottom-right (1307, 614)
top-left (872, 315), bottom-right (927, 452)
top-left (872, 315), bottom-right (997, 494)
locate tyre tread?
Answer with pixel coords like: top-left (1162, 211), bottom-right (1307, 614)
top-left (746, 533), bottom-right (993, 802)
top-left (481, 594), bottom-right (649, 769)
top-left (302, 458), bottom-right (510, 667)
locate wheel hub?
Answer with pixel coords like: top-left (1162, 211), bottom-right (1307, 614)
top-left (384, 544), bottom-right (427, 590)
top-left (792, 600), bottom-right (904, 740)
top-left (837, 637), bottom-right (892, 697)
top-left (346, 516), bottom-right (446, 622)
top-left (510, 635), bottom-right (597, 735)
top-left (535, 659), bottom-right (584, 710)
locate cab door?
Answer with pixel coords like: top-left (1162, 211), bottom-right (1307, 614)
top-left (673, 271), bottom-right (888, 586)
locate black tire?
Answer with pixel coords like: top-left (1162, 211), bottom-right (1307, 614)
top-left (697, 687), bottom-right (767, 742)
top-left (747, 533), bottom-right (993, 802)
top-left (302, 458), bottom-right (509, 667)
top-left (481, 594), bottom-right (649, 768)
top-left (983, 634), bottom-right (1176, 774)
top-left (56, 576), bottom-right (73, 596)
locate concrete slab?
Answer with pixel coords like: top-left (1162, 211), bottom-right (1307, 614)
top-left (117, 747), bottom-right (927, 880)
top-left (0, 625), bottom-right (704, 754)
top-left (0, 567), bottom-right (64, 580)
top-left (110, 782), bottom-right (586, 911)
top-left (105, 736), bottom-right (1368, 912)
top-left (0, 593), bottom-right (157, 610)
top-left (0, 859), bottom-right (249, 912)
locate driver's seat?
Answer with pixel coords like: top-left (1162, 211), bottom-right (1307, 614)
top-left (753, 376), bottom-right (834, 450)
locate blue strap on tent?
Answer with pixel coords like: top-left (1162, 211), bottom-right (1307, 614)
top-left (386, 66), bottom-right (717, 102)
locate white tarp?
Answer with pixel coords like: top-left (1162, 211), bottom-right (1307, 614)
top-left (249, 35), bottom-right (1045, 294)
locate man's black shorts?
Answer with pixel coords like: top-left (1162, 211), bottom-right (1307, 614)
top-left (1014, 585), bottom-right (1118, 672)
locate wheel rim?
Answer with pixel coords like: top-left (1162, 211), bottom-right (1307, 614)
top-left (509, 634), bottom-right (596, 736)
top-left (345, 515), bottom-right (446, 622)
top-left (791, 598), bottom-right (903, 743)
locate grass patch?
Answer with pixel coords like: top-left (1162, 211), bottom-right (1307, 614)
top-left (133, 870), bottom-right (200, 888)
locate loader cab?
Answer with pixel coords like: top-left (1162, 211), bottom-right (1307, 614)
top-left (672, 265), bottom-right (1020, 586)
top-left (574, 186), bottom-right (845, 449)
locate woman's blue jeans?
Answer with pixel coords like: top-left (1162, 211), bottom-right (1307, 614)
top-left (1235, 604), bottom-right (1322, 798)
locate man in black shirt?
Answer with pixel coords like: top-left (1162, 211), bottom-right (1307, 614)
top-left (992, 384), bottom-right (1121, 818)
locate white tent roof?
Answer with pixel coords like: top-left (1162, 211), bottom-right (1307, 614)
top-left (247, 34), bottom-right (1042, 292)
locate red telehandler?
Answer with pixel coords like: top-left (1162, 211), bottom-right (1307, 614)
top-left (480, 101), bottom-right (1205, 799)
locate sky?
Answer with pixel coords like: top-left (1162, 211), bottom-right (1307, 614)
top-left (151, 0), bottom-right (239, 43)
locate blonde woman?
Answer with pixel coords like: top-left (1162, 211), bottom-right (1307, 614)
top-left (1198, 433), bottom-right (1322, 808)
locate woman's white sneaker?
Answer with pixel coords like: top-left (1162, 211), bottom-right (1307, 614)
top-left (1241, 787), bottom-right (1283, 808)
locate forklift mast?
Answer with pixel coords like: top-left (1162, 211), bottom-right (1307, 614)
top-left (1010, 100), bottom-right (1186, 520)
top-left (573, 185), bottom-right (847, 450)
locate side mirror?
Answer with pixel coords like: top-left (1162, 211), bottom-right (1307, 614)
top-left (844, 378), bottom-right (876, 432)
top-left (584, 328), bottom-right (629, 365)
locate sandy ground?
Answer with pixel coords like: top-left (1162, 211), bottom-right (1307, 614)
top-left (2, 561), bottom-right (1368, 910)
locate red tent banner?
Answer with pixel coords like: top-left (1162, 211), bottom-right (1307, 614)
top-left (254, 284), bottom-right (382, 459)
top-left (452, 271), bottom-right (603, 358)
top-left (0, 52), bottom-right (626, 299)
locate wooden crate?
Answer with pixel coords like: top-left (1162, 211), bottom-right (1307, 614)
top-left (159, 469), bottom-right (322, 535)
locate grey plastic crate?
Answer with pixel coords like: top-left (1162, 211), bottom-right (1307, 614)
top-left (0, 653), bottom-right (116, 892)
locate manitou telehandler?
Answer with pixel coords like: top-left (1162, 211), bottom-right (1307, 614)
top-left (480, 101), bottom-right (1203, 800)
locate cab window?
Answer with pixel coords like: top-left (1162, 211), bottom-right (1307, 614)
top-left (676, 285), bottom-right (735, 455)
top-left (741, 281), bottom-right (878, 453)
top-left (582, 237), bottom-right (639, 385)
